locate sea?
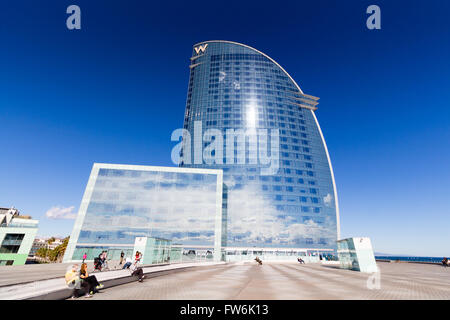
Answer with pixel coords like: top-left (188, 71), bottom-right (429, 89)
top-left (375, 256), bottom-right (444, 263)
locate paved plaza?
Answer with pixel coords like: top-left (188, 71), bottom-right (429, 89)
top-left (83, 261), bottom-right (450, 300)
top-left (0, 261), bottom-right (224, 300)
top-left (0, 260), bottom-right (135, 287)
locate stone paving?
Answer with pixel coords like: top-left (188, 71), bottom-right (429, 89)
top-left (0, 260), bottom-right (126, 287)
top-left (0, 261), bottom-right (224, 299)
top-left (85, 262), bottom-right (450, 300)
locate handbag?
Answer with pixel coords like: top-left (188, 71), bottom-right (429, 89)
top-left (67, 276), bottom-right (81, 289)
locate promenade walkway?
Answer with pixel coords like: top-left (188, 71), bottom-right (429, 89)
top-left (1, 261), bottom-right (449, 300)
top-left (0, 261), bottom-right (225, 300)
top-left (0, 260), bottom-right (159, 287)
top-left (84, 261), bottom-right (450, 300)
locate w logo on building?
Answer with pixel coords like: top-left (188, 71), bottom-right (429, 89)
top-left (194, 44), bottom-right (208, 54)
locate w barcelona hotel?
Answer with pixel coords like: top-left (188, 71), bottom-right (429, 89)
top-left (63, 41), bottom-right (340, 264)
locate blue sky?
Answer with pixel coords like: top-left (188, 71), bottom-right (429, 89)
top-left (0, 0), bottom-right (449, 256)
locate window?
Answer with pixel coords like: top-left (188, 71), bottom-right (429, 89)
top-left (3, 234), bottom-right (25, 241)
top-left (0, 260), bottom-right (14, 266)
top-left (0, 245), bottom-right (20, 254)
top-left (0, 233), bottom-right (25, 254)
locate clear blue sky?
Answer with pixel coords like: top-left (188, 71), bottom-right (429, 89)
top-left (1, 0), bottom-right (449, 256)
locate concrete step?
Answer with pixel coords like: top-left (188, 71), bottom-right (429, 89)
top-left (0, 261), bottom-right (225, 300)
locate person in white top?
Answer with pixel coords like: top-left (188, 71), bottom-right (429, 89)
top-left (122, 257), bottom-right (132, 269)
top-left (129, 261), bottom-right (145, 282)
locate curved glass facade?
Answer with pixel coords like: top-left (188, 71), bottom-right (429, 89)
top-left (181, 41), bottom-right (339, 250)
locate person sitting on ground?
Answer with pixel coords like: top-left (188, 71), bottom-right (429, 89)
top-left (135, 251), bottom-right (142, 264)
top-left (65, 264), bottom-right (91, 298)
top-left (297, 257), bottom-right (305, 264)
top-left (129, 261), bottom-right (145, 282)
top-left (122, 257), bottom-right (132, 269)
top-left (254, 256), bottom-right (262, 265)
top-left (94, 253), bottom-right (103, 271)
top-left (80, 263), bottom-right (104, 295)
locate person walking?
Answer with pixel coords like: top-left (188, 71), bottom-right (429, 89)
top-left (82, 253), bottom-right (87, 263)
top-left (80, 263), bottom-right (104, 295)
top-left (101, 251), bottom-right (109, 270)
top-left (120, 251), bottom-right (124, 265)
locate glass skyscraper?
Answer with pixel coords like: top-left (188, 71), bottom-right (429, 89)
top-left (180, 41), bottom-right (340, 254)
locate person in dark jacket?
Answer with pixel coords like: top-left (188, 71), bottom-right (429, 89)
top-left (129, 261), bottom-right (145, 282)
top-left (80, 263), bottom-right (104, 294)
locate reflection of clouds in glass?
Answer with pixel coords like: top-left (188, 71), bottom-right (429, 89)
top-left (246, 101), bottom-right (257, 128)
top-left (219, 71), bottom-right (226, 82)
top-left (166, 234), bottom-right (212, 243)
top-left (80, 171), bottom-right (218, 245)
top-left (227, 183), bottom-right (333, 246)
top-left (323, 193), bottom-right (333, 207)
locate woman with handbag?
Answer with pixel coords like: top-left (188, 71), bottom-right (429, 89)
top-left (80, 263), bottom-right (104, 295)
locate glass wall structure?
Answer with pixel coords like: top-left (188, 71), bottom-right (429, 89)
top-left (337, 237), bottom-right (378, 273)
top-left (133, 237), bottom-right (172, 265)
top-left (180, 41), bottom-right (339, 252)
top-left (63, 164), bottom-right (225, 262)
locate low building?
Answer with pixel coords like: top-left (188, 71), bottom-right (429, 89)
top-left (29, 238), bottom-right (48, 257)
top-left (0, 207), bottom-right (39, 265)
top-left (63, 163), bottom-right (226, 263)
top-left (47, 238), bottom-right (63, 250)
